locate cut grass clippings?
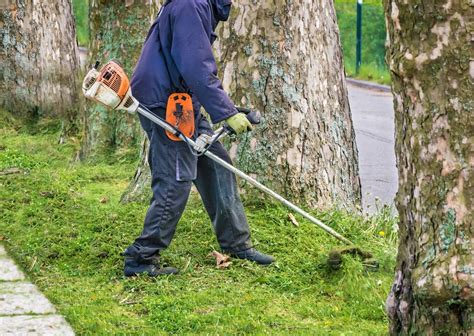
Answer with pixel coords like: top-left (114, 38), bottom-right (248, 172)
top-left (0, 116), bottom-right (398, 334)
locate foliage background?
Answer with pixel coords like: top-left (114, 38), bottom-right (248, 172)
top-left (72, 0), bottom-right (89, 47)
top-left (334, 0), bottom-right (389, 84)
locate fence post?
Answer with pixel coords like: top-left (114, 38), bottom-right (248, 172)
top-left (356, 0), bottom-right (363, 75)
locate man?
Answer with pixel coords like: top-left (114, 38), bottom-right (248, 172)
top-left (123, 0), bottom-right (275, 277)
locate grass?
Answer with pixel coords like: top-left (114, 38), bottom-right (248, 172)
top-left (72, 0), bottom-right (89, 47)
top-left (0, 112), bottom-right (398, 334)
top-left (344, 63), bottom-right (391, 86)
top-left (335, 0), bottom-right (390, 85)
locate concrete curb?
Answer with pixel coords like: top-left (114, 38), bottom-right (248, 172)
top-left (0, 244), bottom-right (75, 335)
top-left (346, 78), bottom-right (391, 93)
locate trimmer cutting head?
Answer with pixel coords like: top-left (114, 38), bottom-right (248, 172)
top-left (82, 60), bottom-right (139, 114)
top-left (327, 247), bottom-right (378, 271)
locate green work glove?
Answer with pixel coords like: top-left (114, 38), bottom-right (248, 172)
top-left (226, 113), bottom-right (253, 135)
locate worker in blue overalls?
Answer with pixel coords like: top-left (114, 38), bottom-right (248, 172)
top-left (124, 0), bottom-right (275, 276)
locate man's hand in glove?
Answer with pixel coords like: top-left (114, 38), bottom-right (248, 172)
top-left (226, 113), bottom-right (253, 135)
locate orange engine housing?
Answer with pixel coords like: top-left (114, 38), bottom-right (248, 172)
top-left (97, 60), bottom-right (130, 100)
top-left (166, 93), bottom-right (195, 141)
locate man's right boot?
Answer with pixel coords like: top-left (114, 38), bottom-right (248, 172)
top-left (227, 248), bottom-right (275, 265)
top-left (124, 258), bottom-right (179, 277)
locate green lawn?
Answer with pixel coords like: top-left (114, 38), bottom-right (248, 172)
top-left (72, 0), bottom-right (89, 47)
top-left (335, 0), bottom-right (390, 85)
top-left (0, 112), bottom-right (397, 334)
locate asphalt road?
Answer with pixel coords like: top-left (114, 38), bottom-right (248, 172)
top-left (348, 83), bottom-right (398, 214)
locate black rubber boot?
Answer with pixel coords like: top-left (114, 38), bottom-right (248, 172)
top-left (228, 248), bottom-right (275, 265)
top-left (124, 258), bottom-right (179, 277)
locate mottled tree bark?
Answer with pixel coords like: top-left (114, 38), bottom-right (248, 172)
top-left (123, 0), bottom-right (362, 209)
top-left (384, 1), bottom-right (473, 334)
top-left (80, 0), bottom-right (159, 160)
top-left (121, 136), bottom-right (151, 203)
top-left (0, 0), bottom-right (79, 121)
top-left (213, 0), bottom-right (361, 209)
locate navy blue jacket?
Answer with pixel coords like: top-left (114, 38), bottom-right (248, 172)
top-left (131, 0), bottom-right (236, 123)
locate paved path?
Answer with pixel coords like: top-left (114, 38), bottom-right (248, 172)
top-left (0, 244), bottom-right (74, 335)
top-left (347, 82), bottom-right (398, 214)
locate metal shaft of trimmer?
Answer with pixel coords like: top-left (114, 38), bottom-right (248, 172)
top-left (136, 105), bottom-right (354, 246)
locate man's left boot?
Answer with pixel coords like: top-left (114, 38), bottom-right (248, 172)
top-left (124, 258), bottom-right (179, 277)
top-left (227, 248), bottom-right (275, 265)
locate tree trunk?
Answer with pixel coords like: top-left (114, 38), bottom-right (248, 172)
top-left (384, 1), bottom-right (473, 334)
top-left (213, 0), bottom-right (361, 209)
top-left (121, 136), bottom-right (151, 204)
top-left (123, 0), bottom-right (362, 209)
top-left (0, 0), bottom-right (79, 122)
top-left (79, 0), bottom-right (159, 160)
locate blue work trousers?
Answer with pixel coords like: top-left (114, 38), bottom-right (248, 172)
top-left (124, 108), bottom-right (252, 264)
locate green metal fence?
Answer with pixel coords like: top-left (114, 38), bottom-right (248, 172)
top-left (335, 1), bottom-right (389, 84)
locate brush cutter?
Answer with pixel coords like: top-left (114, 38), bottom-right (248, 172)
top-left (82, 60), bottom-right (354, 246)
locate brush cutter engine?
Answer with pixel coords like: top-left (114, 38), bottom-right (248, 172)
top-left (82, 60), bottom-right (139, 114)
